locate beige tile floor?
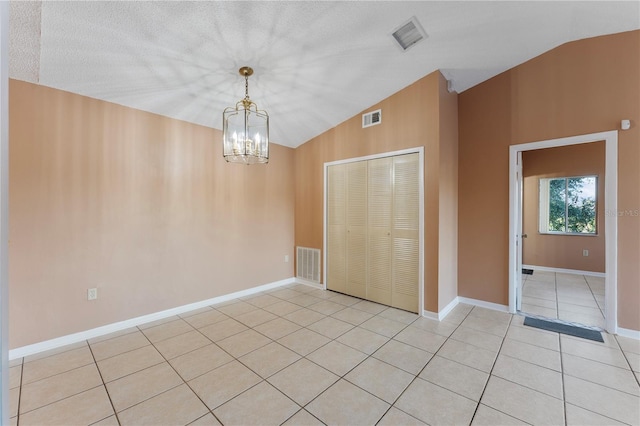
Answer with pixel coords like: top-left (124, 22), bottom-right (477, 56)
top-left (9, 283), bottom-right (640, 425)
top-left (521, 270), bottom-right (606, 329)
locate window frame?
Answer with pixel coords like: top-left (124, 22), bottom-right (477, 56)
top-left (538, 175), bottom-right (598, 236)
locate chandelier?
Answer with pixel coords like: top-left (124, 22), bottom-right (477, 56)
top-left (222, 66), bottom-right (269, 164)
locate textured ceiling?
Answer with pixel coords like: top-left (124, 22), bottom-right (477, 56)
top-left (9, 1), bottom-right (640, 148)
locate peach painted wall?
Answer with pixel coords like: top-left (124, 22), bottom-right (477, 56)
top-left (294, 71), bottom-right (458, 313)
top-left (459, 30), bottom-right (639, 330)
top-left (9, 80), bottom-right (295, 348)
top-left (522, 142), bottom-right (605, 273)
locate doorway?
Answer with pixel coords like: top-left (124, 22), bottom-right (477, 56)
top-left (520, 143), bottom-right (606, 329)
top-left (509, 131), bottom-right (618, 334)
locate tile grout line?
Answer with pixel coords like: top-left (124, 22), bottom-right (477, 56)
top-left (513, 320), bottom-right (634, 396)
top-left (557, 329), bottom-right (569, 426)
top-left (556, 329), bottom-right (636, 426)
top-left (201, 290), bottom-right (357, 424)
top-left (102, 326), bottom-right (187, 419)
top-left (101, 322), bottom-right (220, 424)
top-left (463, 306), bottom-right (516, 425)
top-left (148, 293), bottom-right (318, 386)
top-left (271, 298), bottom-right (422, 424)
top-left (531, 312), bottom-right (635, 424)
top-left (614, 334), bottom-right (640, 389)
top-left (144, 318), bottom-right (228, 425)
top-left (471, 311), bottom-right (567, 424)
top-left (501, 328), bottom-right (638, 400)
top-left (584, 274), bottom-right (606, 320)
top-left (15, 357), bottom-right (24, 426)
top-left (18, 329), bottom-right (242, 426)
top-left (16, 384), bottom-right (107, 423)
top-left (372, 305), bottom-right (476, 424)
top-left (283, 409), bottom-right (327, 426)
top-left (525, 271), bottom-right (605, 332)
top-left (226, 337), bottom-right (321, 425)
top-left (204, 324), bottom-right (300, 414)
top-left (172, 293), bottom-right (352, 423)
top-left (266, 287), bottom-right (336, 425)
top-left (555, 272), bottom-right (560, 321)
top-left (86, 340), bottom-right (122, 426)
top-left (560, 334), bottom-right (640, 404)
top-left (559, 274), bottom-right (603, 325)
top-left (300, 324), bottom-right (402, 422)
top-left (12, 351), bottom-right (107, 420)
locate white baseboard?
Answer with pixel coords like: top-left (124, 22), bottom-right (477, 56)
top-left (294, 278), bottom-right (324, 290)
top-left (422, 297), bottom-right (460, 321)
top-left (523, 264), bottom-right (606, 278)
top-left (422, 310), bottom-right (439, 321)
top-left (617, 327), bottom-right (640, 340)
top-left (457, 297), bottom-right (509, 313)
top-left (438, 297), bottom-right (460, 320)
top-left (9, 277), bottom-right (295, 360)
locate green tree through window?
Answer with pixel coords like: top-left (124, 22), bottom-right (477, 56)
top-left (548, 178), bottom-right (566, 232)
top-left (540, 176), bottom-right (597, 234)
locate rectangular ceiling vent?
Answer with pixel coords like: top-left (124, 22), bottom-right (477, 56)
top-left (392, 16), bottom-right (427, 51)
top-left (362, 109), bottom-right (382, 128)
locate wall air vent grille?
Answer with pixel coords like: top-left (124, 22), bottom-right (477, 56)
top-left (362, 109), bottom-right (382, 128)
top-left (296, 246), bottom-right (321, 283)
top-left (391, 16), bottom-right (427, 51)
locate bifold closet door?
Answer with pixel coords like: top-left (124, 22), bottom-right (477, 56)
top-left (391, 153), bottom-right (419, 313)
top-left (327, 153), bottom-right (419, 313)
top-left (345, 161), bottom-right (367, 299)
top-left (367, 157), bottom-right (393, 305)
top-left (327, 164), bottom-right (347, 294)
top-left (326, 160), bottom-right (368, 298)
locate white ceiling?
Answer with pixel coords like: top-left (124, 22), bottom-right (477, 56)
top-left (9, 1), bottom-right (640, 148)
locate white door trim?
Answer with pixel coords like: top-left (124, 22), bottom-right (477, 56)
top-left (0, 2), bottom-right (9, 423)
top-left (508, 131), bottom-right (618, 333)
top-left (323, 147), bottom-right (425, 315)
top-left (515, 151), bottom-right (523, 312)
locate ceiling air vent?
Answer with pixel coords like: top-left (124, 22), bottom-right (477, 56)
top-left (391, 16), bottom-right (427, 51)
top-left (362, 109), bottom-right (382, 128)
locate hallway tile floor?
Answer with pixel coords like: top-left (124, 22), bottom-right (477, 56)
top-left (9, 283), bottom-right (640, 425)
top-left (521, 270), bottom-right (606, 329)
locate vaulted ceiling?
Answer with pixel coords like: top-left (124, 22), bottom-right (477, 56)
top-left (9, 1), bottom-right (640, 148)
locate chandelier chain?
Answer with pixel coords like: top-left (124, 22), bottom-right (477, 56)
top-left (244, 73), bottom-right (250, 101)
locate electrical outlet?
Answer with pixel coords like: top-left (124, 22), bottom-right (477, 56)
top-left (284, 255), bottom-right (289, 263)
top-left (583, 249), bottom-right (589, 257)
top-left (88, 288), bottom-right (98, 300)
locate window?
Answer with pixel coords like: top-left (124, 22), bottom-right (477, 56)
top-left (539, 176), bottom-right (597, 234)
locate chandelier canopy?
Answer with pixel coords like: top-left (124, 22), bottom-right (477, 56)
top-left (222, 66), bottom-right (269, 164)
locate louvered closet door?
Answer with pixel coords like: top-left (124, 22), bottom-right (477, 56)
top-left (346, 161), bottom-right (367, 299)
top-left (327, 164), bottom-right (347, 293)
top-left (366, 157), bottom-right (393, 305)
top-left (392, 153), bottom-right (420, 313)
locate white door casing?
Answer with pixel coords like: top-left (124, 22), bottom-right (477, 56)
top-left (0, 2), bottom-right (9, 423)
top-left (509, 131), bottom-right (618, 333)
top-left (515, 151), bottom-right (523, 312)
